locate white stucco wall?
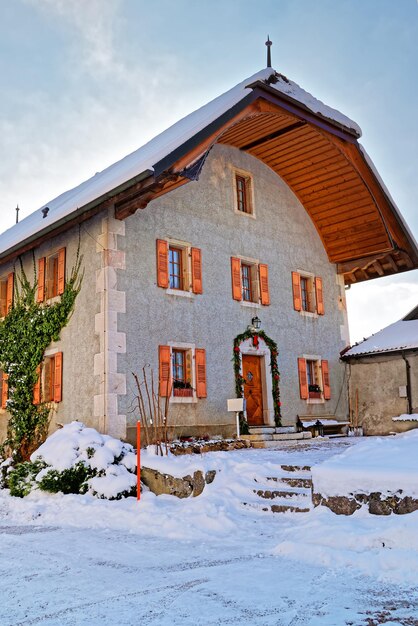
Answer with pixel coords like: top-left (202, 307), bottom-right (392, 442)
top-left (0, 218), bottom-right (102, 443)
top-left (118, 144), bottom-right (349, 438)
top-left (0, 143), bottom-right (351, 445)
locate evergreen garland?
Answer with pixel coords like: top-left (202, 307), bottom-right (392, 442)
top-left (0, 251), bottom-right (82, 462)
top-left (232, 329), bottom-right (282, 427)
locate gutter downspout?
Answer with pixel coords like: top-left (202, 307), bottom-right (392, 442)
top-left (103, 215), bottom-right (109, 434)
top-left (402, 351), bottom-right (412, 414)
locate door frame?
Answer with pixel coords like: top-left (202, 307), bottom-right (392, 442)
top-left (239, 337), bottom-right (275, 426)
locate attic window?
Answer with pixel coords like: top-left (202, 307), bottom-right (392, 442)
top-left (234, 171), bottom-right (253, 216)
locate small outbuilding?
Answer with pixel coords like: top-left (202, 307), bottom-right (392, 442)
top-left (342, 306), bottom-right (418, 435)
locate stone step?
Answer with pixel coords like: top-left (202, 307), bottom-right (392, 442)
top-left (241, 434), bottom-right (274, 441)
top-left (272, 432), bottom-right (312, 441)
top-left (280, 464), bottom-right (312, 472)
top-left (243, 501), bottom-right (311, 514)
top-left (248, 427), bottom-right (275, 435)
top-left (271, 503), bottom-right (311, 514)
top-left (280, 476), bottom-right (312, 489)
top-left (254, 488), bottom-right (311, 500)
top-left (265, 472), bottom-right (312, 482)
top-left (253, 482), bottom-right (312, 499)
top-left (243, 432), bottom-right (312, 448)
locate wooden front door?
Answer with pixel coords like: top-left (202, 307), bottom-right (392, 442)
top-left (242, 355), bottom-right (264, 426)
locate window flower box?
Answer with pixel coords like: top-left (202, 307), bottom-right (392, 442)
top-left (308, 384), bottom-right (322, 400)
top-left (308, 391), bottom-right (322, 399)
top-left (174, 388), bottom-right (193, 398)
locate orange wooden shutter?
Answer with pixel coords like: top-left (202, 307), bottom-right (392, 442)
top-left (33, 365), bottom-right (41, 405)
top-left (231, 257), bottom-right (242, 301)
top-left (57, 248), bottom-right (66, 295)
top-left (191, 247), bottom-right (203, 294)
top-left (292, 272), bottom-right (302, 311)
top-left (315, 276), bottom-right (324, 315)
top-left (6, 273), bottom-right (14, 313)
top-left (0, 280), bottom-right (7, 318)
top-left (297, 358), bottom-right (308, 400)
top-left (321, 360), bottom-right (331, 400)
top-left (37, 257), bottom-right (46, 302)
top-left (1, 373), bottom-right (8, 409)
top-left (159, 345), bottom-right (171, 396)
top-left (259, 264), bottom-right (270, 306)
top-left (195, 348), bottom-right (207, 398)
top-left (53, 352), bottom-right (63, 402)
top-left (156, 240), bottom-right (169, 288)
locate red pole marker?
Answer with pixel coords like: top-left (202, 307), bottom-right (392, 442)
top-left (137, 421), bottom-right (141, 501)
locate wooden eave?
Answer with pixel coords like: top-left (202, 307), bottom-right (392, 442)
top-left (150, 85), bottom-right (418, 285)
top-left (2, 81), bottom-right (416, 285)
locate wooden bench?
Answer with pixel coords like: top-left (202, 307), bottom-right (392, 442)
top-left (296, 415), bottom-right (350, 437)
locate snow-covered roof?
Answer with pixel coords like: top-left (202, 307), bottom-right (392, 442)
top-left (343, 315), bottom-right (418, 358)
top-left (0, 67), bottom-right (361, 259)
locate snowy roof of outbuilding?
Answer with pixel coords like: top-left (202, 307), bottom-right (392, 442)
top-left (0, 67), bottom-right (361, 259)
top-left (343, 308), bottom-right (418, 358)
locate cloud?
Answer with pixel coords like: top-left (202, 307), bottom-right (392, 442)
top-left (0, 2), bottom-right (192, 232)
top-left (25, 0), bottom-right (126, 78)
top-left (346, 278), bottom-right (418, 344)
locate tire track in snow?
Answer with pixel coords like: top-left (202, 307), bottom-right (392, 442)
top-left (11, 579), bottom-right (209, 626)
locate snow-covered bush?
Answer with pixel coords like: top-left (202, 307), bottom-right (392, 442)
top-left (6, 421), bottom-right (137, 500)
top-left (0, 456), bottom-right (14, 490)
top-left (7, 459), bottom-right (46, 497)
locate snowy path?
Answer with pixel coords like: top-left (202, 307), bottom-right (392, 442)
top-left (1, 523), bottom-right (417, 625)
top-left (1, 440), bottom-right (418, 625)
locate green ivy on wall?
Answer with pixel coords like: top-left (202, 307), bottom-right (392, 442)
top-left (232, 329), bottom-right (282, 428)
top-left (0, 251), bottom-right (82, 462)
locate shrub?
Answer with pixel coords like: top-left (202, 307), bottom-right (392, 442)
top-left (8, 460), bottom-right (46, 498)
top-left (3, 422), bottom-right (138, 500)
top-left (37, 462), bottom-right (93, 495)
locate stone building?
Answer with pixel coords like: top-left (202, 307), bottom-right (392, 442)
top-left (0, 65), bottom-right (417, 444)
top-left (342, 306), bottom-right (418, 435)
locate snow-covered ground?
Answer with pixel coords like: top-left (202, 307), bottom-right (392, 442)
top-left (312, 429), bottom-right (418, 497)
top-left (1, 438), bottom-right (418, 625)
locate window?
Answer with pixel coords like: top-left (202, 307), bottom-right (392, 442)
top-left (37, 248), bottom-right (66, 302)
top-left (297, 357), bottom-right (331, 401)
top-left (33, 353), bottom-right (63, 404)
top-left (0, 273), bottom-right (14, 318)
top-left (241, 263), bottom-right (253, 302)
top-left (156, 239), bottom-right (202, 294)
top-left (300, 276), bottom-right (310, 312)
top-left (231, 257), bottom-right (270, 305)
top-left (171, 349), bottom-right (193, 397)
top-left (234, 171), bottom-right (253, 216)
top-left (292, 272), bottom-right (324, 315)
top-left (0, 370), bottom-right (8, 410)
top-left (159, 345), bottom-right (207, 401)
top-left (169, 247), bottom-right (184, 290)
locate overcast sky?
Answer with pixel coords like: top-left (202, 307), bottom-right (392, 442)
top-left (1, 0), bottom-right (417, 342)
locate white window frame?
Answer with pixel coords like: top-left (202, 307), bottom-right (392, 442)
top-left (165, 238), bottom-right (195, 298)
top-left (167, 342), bottom-right (198, 404)
top-left (237, 255), bottom-right (262, 307)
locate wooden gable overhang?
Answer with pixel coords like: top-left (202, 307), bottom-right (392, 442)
top-left (115, 80), bottom-right (418, 285)
top-left (1, 79), bottom-right (417, 285)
